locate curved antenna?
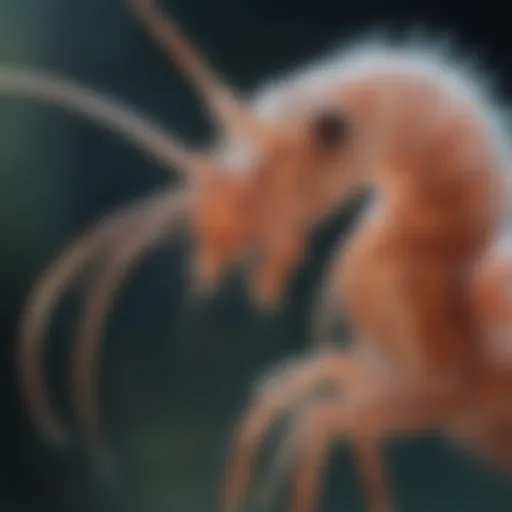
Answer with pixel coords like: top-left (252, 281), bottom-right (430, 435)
top-left (17, 189), bottom-right (172, 444)
top-left (0, 66), bottom-right (203, 177)
top-left (71, 190), bottom-right (190, 464)
top-left (130, 0), bottom-right (273, 144)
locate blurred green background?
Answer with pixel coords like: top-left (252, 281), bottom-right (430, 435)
top-left (1, 0), bottom-right (512, 511)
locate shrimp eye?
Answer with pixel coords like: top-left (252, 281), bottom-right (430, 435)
top-left (311, 111), bottom-right (350, 149)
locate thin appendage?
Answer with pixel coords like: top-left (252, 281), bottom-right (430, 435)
top-left (355, 439), bottom-right (394, 512)
top-left (308, 268), bottom-right (395, 511)
top-left (287, 380), bottom-right (463, 512)
top-left (0, 66), bottom-right (201, 175)
top-left (221, 351), bottom-right (371, 512)
top-left (129, 0), bottom-right (271, 143)
top-left (250, 398), bottom-right (392, 512)
top-left (72, 191), bottom-right (190, 461)
top-left (251, 402), bottom-right (310, 511)
top-left (17, 190), bottom-right (172, 444)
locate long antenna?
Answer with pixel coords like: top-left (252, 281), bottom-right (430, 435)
top-left (0, 66), bottom-right (203, 176)
top-left (130, 0), bottom-right (274, 144)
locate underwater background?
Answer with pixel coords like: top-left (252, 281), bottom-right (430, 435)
top-left (1, 0), bottom-right (512, 511)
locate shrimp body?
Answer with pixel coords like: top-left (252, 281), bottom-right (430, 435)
top-left (222, 31), bottom-right (512, 512)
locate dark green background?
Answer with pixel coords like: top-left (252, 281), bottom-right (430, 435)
top-left (1, 1), bottom-right (512, 511)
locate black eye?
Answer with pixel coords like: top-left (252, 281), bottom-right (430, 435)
top-left (312, 111), bottom-right (350, 149)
